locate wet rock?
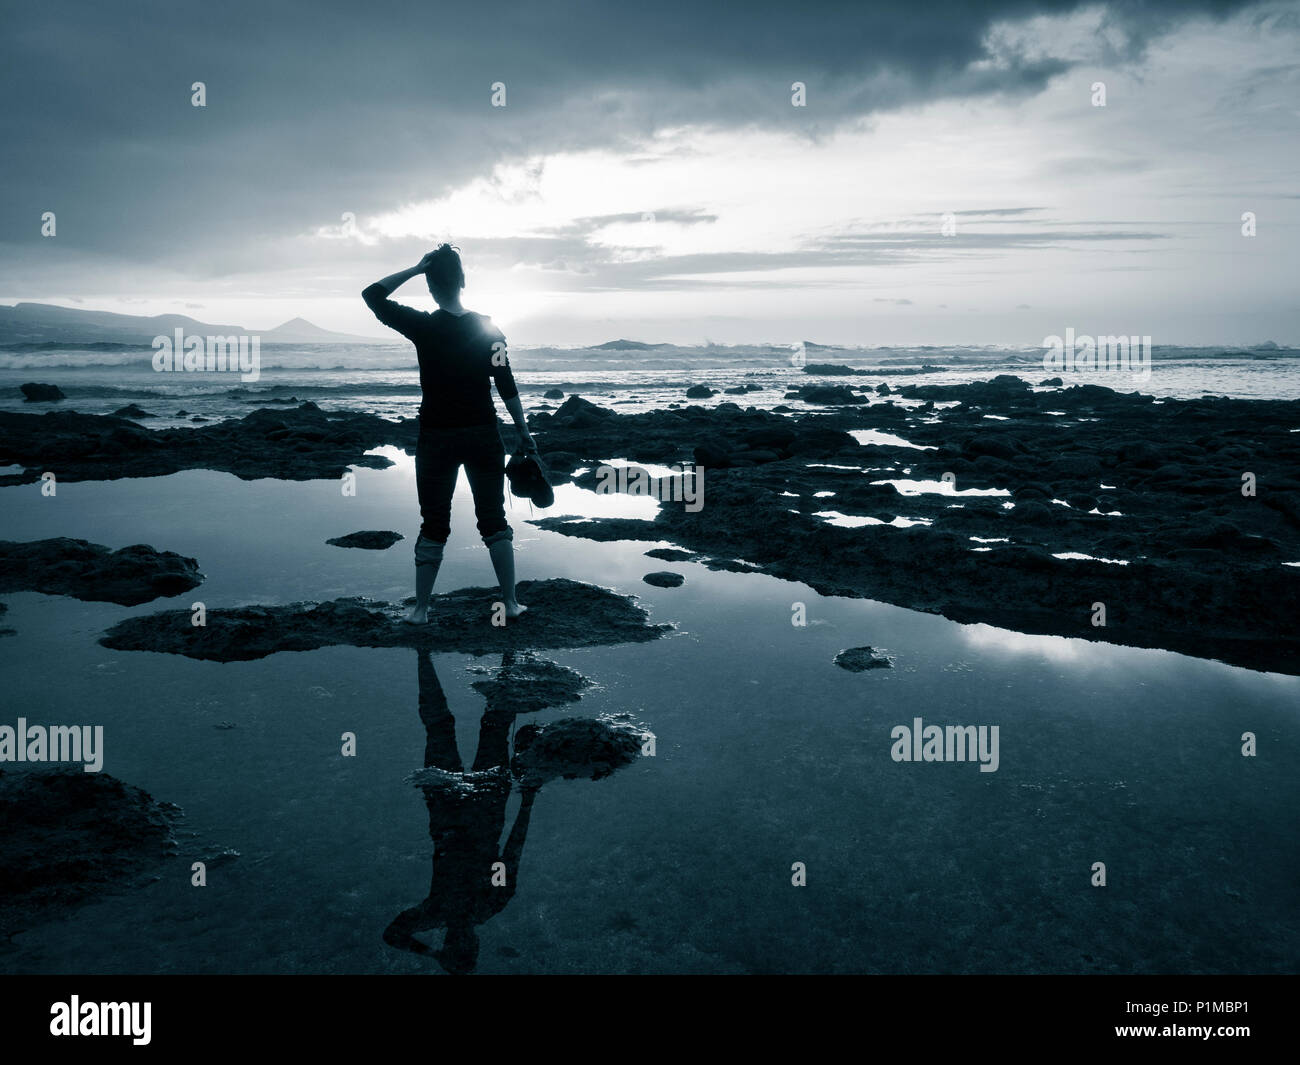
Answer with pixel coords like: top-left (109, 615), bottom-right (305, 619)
top-left (512, 717), bottom-right (645, 784)
top-left (693, 441), bottom-right (733, 468)
top-left (1014, 501), bottom-right (1055, 524)
top-left (0, 769), bottom-right (181, 934)
top-left (100, 578), bottom-right (671, 662)
top-left (1039, 377), bottom-right (1064, 386)
top-left (543, 388), bottom-right (565, 399)
top-left (962, 435), bottom-right (1021, 460)
top-left (470, 652), bottom-right (590, 714)
top-left (20, 382), bottom-right (65, 402)
top-left (792, 384), bottom-right (866, 405)
top-left (0, 538), bottom-right (202, 605)
top-left (112, 404), bottom-right (156, 419)
top-left (701, 557), bottom-right (762, 573)
top-left (834, 646), bottom-right (893, 671)
top-left (899, 374), bottom-right (1031, 404)
top-left (743, 426), bottom-right (797, 449)
top-left (326, 530), bottom-right (404, 550)
top-left (548, 395), bottom-right (616, 429)
top-left (685, 385), bottom-right (717, 399)
top-left (643, 571), bottom-right (685, 587)
top-left (645, 548), bottom-right (695, 562)
top-left (802, 363), bottom-right (869, 376)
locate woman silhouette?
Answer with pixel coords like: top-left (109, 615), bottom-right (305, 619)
top-left (363, 245), bottom-right (536, 624)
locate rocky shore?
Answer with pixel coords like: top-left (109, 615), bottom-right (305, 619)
top-left (527, 381), bottom-right (1300, 674)
top-left (5, 374), bottom-right (1296, 672)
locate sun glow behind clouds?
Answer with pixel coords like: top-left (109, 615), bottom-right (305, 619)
top-left (35, 7), bottom-right (1292, 346)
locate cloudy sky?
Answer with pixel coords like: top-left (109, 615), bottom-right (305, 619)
top-left (2, 0), bottom-right (1297, 346)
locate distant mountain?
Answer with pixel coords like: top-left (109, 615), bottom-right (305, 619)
top-left (0, 302), bottom-right (381, 346)
top-left (261, 316), bottom-right (380, 344)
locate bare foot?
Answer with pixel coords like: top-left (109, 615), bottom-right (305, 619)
top-left (505, 602), bottom-right (528, 619)
top-left (403, 604), bottom-right (429, 625)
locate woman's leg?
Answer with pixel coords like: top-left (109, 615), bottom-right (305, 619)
top-left (464, 426), bottom-right (526, 618)
top-left (408, 431), bottom-right (457, 623)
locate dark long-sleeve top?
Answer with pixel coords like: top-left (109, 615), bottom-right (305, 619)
top-left (362, 283), bottom-right (519, 429)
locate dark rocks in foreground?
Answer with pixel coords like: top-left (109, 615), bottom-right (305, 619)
top-left (835, 646), bottom-right (893, 671)
top-left (112, 404), bottom-right (156, 419)
top-left (100, 578), bottom-right (671, 662)
top-left (326, 530), bottom-right (404, 550)
top-left (0, 538), bottom-right (203, 605)
top-left (643, 571), bottom-right (685, 588)
top-left (0, 769), bottom-right (180, 935)
top-left (19, 382), bottom-right (64, 402)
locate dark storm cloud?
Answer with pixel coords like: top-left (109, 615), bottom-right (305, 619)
top-left (0, 0), bottom-right (1259, 267)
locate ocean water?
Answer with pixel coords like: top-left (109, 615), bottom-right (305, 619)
top-left (0, 445), bottom-right (1296, 974)
top-left (2, 344), bottom-right (1299, 429)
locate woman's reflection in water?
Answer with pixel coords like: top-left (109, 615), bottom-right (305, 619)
top-left (384, 650), bottom-right (641, 973)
